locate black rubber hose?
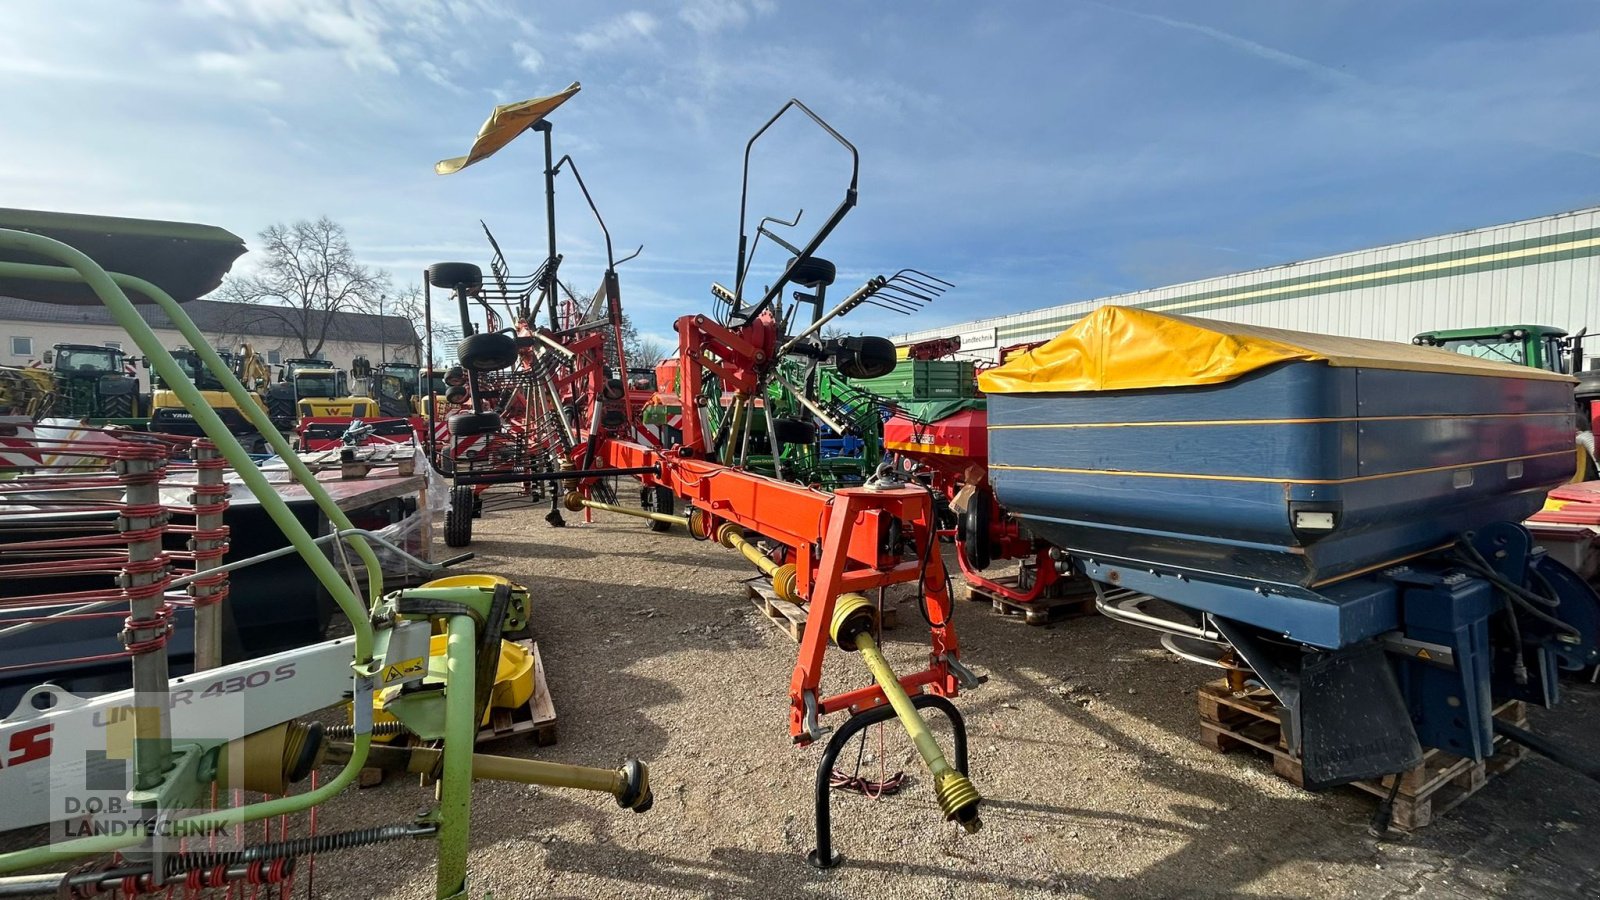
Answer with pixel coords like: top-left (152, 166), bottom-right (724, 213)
top-left (1453, 542), bottom-right (1581, 641)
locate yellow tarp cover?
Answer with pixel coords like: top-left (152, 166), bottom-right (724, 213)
top-left (435, 82), bottom-right (581, 176)
top-left (978, 305), bottom-right (1577, 394)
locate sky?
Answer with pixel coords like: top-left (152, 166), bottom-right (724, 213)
top-left (4, 0), bottom-right (1600, 351)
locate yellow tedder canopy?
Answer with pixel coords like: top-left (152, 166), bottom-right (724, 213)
top-left (434, 82), bottom-right (582, 175)
top-left (978, 305), bottom-right (1577, 394)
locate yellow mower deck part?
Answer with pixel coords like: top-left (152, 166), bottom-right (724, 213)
top-left (420, 573), bottom-right (513, 590)
top-left (419, 573), bottom-right (530, 633)
top-left (360, 637), bottom-right (535, 741)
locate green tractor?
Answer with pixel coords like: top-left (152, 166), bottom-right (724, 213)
top-left (1412, 324), bottom-right (1585, 374)
top-left (1416, 324), bottom-right (1595, 479)
top-left (42, 342), bottom-right (147, 425)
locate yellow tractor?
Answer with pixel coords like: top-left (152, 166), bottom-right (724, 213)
top-left (148, 345), bottom-right (276, 452)
top-left (290, 365), bottom-right (375, 423)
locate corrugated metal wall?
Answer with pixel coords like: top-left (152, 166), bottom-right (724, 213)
top-left (897, 205), bottom-right (1600, 363)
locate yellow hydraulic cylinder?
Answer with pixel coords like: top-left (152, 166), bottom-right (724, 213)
top-left (563, 490), bottom-right (688, 527)
top-left (717, 523), bottom-right (800, 603)
top-left (831, 593), bottom-right (982, 832)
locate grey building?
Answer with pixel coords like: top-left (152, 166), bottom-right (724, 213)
top-left (896, 204), bottom-right (1600, 365)
top-left (2, 296), bottom-right (421, 390)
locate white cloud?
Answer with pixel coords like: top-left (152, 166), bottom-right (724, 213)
top-left (678, 0), bottom-right (776, 35)
top-left (511, 40), bottom-right (543, 74)
top-left (678, 0), bottom-right (748, 35)
top-left (572, 11), bottom-right (659, 53)
top-left (1092, 4), bottom-right (1363, 90)
top-left (193, 50), bottom-right (253, 76)
top-left (417, 59), bottom-right (468, 94)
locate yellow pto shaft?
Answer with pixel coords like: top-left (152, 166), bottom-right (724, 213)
top-left (563, 490), bottom-right (688, 527)
top-left (830, 594), bottom-right (982, 832)
top-left (337, 742), bottom-right (654, 813)
top-left (716, 523), bottom-right (800, 603)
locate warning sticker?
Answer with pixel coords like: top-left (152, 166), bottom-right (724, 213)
top-left (382, 656), bottom-right (427, 684)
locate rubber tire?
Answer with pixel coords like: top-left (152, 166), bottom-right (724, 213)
top-left (448, 411), bottom-right (502, 436)
top-left (833, 336), bottom-right (899, 380)
top-left (786, 256), bottom-right (837, 288)
top-left (99, 390), bottom-right (133, 420)
top-left (1576, 369), bottom-right (1600, 403)
top-left (959, 488), bottom-right (993, 570)
top-left (457, 332), bottom-right (517, 372)
top-left (445, 485), bottom-right (474, 548)
top-left (771, 417), bottom-right (818, 446)
top-left (643, 485), bottom-right (675, 533)
top-left (266, 386), bottom-right (295, 425)
top-left (428, 262), bottom-right (482, 291)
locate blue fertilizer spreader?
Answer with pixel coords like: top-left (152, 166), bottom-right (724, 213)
top-left (980, 306), bottom-right (1600, 789)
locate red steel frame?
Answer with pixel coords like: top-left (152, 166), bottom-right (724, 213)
top-left (585, 311), bottom-right (969, 743)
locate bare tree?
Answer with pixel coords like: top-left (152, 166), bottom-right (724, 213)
top-left (615, 311), bottom-right (667, 371)
top-left (218, 217), bottom-right (388, 359)
top-left (386, 283), bottom-right (427, 362)
top-left (631, 336), bottom-right (666, 369)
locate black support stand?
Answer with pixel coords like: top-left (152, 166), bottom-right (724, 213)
top-left (806, 693), bottom-right (968, 869)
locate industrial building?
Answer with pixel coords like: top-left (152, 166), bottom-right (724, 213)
top-left (896, 204), bottom-right (1600, 365)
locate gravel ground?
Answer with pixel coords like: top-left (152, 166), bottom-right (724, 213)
top-left (7, 501), bottom-right (1595, 898)
top-left (294, 504), bottom-right (1600, 899)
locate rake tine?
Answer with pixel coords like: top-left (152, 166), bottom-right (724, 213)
top-left (890, 268), bottom-right (956, 290)
top-left (862, 298), bottom-right (918, 315)
top-left (877, 284), bottom-right (936, 305)
top-left (879, 280), bottom-right (936, 298)
top-left (886, 276), bottom-right (945, 299)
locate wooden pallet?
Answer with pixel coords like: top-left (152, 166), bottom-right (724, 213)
top-left (744, 578), bottom-right (896, 643)
top-left (358, 640), bottom-right (557, 787)
top-left (966, 574), bottom-right (1096, 625)
top-left (478, 641), bottom-right (558, 747)
top-left (1196, 679), bottom-right (1527, 830)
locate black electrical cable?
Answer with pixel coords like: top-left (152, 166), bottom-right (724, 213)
top-left (914, 481), bottom-right (948, 628)
top-left (1367, 774), bottom-right (1404, 837)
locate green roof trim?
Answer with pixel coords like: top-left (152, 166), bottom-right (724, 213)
top-left (995, 224), bottom-right (1600, 341)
